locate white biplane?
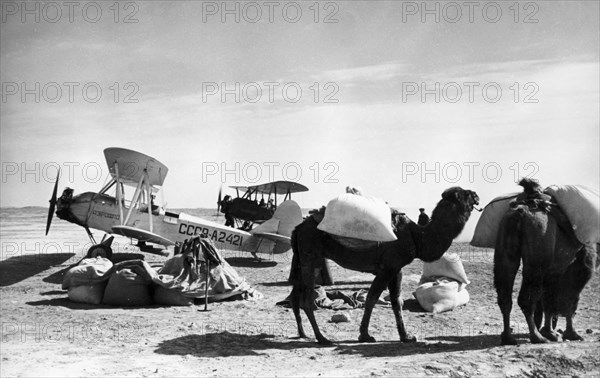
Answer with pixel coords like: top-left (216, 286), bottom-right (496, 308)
top-left (45, 148), bottom-right (305, 260)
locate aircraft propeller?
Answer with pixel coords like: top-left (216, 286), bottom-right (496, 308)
top-left (217, 185), bottom-right (223, 213)
top-left (45, 168), bottom-right (60, 235)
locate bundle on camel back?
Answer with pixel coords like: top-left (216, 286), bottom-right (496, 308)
top-left (471, 180), bottom-right (599, 249)
top-left (493, 178), bottom-right (598, 345)
top-left (289, 186), bottom-right (480, 345)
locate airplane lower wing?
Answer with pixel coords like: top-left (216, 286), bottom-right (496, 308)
top-left (251, 232), bottom-right (291, 246)
top-left (251, 231), bottom-right (292, 255)
top-left (111, 225), bottom-right (175, 246)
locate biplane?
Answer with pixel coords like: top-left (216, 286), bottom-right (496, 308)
top-left (218, 181), bottom-right (308, 229)
top-left (45, 148), bottom-right (305, 260)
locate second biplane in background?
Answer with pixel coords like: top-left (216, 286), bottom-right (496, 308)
top-left (217, 180), bottom-right (308, 230)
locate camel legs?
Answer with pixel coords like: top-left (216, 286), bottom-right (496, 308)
top-left (298, 264), bottom-right (332, 345)
top-left (534, 304), bottom-right (543, 330)
top-left (358, 271), bottom-right (394, 343)
top-left (388, 271), bottom-right (416, 343)
top-left (518, 267), bottom-right (548, 344)
top-left (540, 311), bottom-right (560, 341)
top-left (559, 247), bottom-right (593, 342)
top-left (494, 251), bottom-right (521, 345)
top-left (539, 284), bottom-right (560, 342)
top-left (290, 250), bottom-right (308, 339)
top-left (562, 314), bottom-right (584, 341)
top-left (290, 286), bottom-right (307, 339)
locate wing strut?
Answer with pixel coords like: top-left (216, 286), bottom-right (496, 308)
top-left (123, 174), bottom-right (146, 226)
top-left (145, 171), bottom-right (153, 232)
top-left (114, 162), bottom-right (124, 224)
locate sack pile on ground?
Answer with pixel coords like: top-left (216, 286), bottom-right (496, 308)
top-left (413, 253), bottom-right (470, 314)
top-left (63, 257), bottom-right (113, 305)
top-left (62, 250), bottom-right (261, 307)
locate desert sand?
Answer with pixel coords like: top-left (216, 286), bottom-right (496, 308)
top-left (1, 209), bottom-right (599, 377)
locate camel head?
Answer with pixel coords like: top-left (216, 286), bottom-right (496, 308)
top-left (430, 187), bottom-right (480, 226)
top-left (441, 187), bottom-right (479, 211)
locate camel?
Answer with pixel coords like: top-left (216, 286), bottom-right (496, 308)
top-left (494, 178), bottom-right (596, 345)
top-left (289, 187), bottom-right (480, 345)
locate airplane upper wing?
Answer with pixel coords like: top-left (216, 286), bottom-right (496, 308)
top-left (104, 147), bottom-right (169, 187)
top-left (111, 225), bottom-right (175, 246)
top-left (230, 180), bottom-right (308, 195)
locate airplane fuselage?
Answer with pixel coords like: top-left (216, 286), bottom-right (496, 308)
top-left (59, 191), bottom-right (269, 253)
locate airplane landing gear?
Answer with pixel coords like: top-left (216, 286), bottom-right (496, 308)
top-left (86, 235), bottom-right (115, 260)
top-left (87, 244), bottom-right (113, 259)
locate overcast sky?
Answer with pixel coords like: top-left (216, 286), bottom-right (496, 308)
top-left (1, 1), bottom-right (598, 240)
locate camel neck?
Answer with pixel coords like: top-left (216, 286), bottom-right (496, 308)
top-left (410, 203), bottom-right (470, 262)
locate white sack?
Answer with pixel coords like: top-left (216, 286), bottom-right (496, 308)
top-left (414, 279), bottom-right (470, 314)
top-left (62, 257), bottom-right (113, 289)
top-left (317, 193), bottom-right (396, 242)
top-left (470, 193), bottom-right (518, 248)
top-left (68, 283), bottom-right (106, 305)
top-left (422, 252), bottom-right (470, 285)
top-left (545, 185), bottom-right (600, 246)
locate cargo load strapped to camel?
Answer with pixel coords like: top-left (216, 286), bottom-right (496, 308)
top-left (317, 192), bottom-right (397, 246)
top-left (471, 184), bottom-right (599, 249)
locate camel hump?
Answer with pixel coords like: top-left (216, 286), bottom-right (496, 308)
top-left (317, 193), bottom-right (397, 242)
top-left (545, 185), bottom-right (600, 246)
top-left (518, 177), bottom-right (543, 196)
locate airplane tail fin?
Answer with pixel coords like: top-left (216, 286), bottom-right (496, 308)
top-left (272, 200), bottom-right (303, 237)
top-left (250, 200), bottom-right (303, 254)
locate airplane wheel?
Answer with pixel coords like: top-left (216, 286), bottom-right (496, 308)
top-left (87, 244), bottom-right (113, 260)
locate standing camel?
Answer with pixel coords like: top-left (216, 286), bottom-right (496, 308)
top-left (289, 187), bottom-right (480, 345)
top-left (494, 178), bottom-right (596, 345)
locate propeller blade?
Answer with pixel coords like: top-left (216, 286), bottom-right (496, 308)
top-left (217, 186), bottom-right (223, 213)
top-left (45, 168), bottom-right (60, 235)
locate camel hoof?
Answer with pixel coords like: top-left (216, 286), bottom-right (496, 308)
top-left (530, 335), bottom-right (549, 344)
top-left (562, 330), bottom-right (584, 341)
top-left (501, 332), bottom-right (518, 346)
top-left (401, 334), bottom-right (417, 343)
top-left (540, 327), bottom-right (559, 342)
top-left (358, 334), bottom-right (376, 343)
top-left (317, 338), bottom-right (334, 346)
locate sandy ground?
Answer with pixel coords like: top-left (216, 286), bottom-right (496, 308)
top-left (1, 237), bottom-right (599, 377)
